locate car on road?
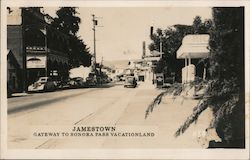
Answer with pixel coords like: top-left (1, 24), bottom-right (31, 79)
top-left (28, 77), bottom-right (57, 92)
top-left (68, 77), bottom-right (85, 88)
top-left (56, 80), bottom-right (69, 90)
top-left (86, 73), bottom-right (97, 86)
top-left (124, 76), bottom-right (137, 88)
top-left (162, 77), bottom-right (175, 88)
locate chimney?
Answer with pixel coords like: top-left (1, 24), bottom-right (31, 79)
top-left (142, 41), bottom-right (146, 59)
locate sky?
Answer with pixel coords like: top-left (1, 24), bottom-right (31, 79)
top-left (43, 7), bottom-right (212, 62)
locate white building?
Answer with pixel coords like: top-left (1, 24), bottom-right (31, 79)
top-left (176, 34), bottom-right (210, 84)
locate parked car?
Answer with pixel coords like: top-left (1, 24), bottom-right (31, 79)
top-left (86, 75), bottom-right (97, 86)
top-left (124, 76), bottom-right (137, 88)
top-left (28, 77), bottom-right (57, 92)
top-left (56, 80), bottom-right (69, 90)
top-left (68, 77), bottom-right (85, 88)
top-left (162, 77), bottom-right (175, 88)
top-left (103, 77), bottom-right (111, 83)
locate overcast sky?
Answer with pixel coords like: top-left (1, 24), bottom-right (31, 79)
top-left (43, 7), bottom-right (212, 62)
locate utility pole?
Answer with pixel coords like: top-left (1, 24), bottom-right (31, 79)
top-left (92, 14), bottom-right (97, 72)
top-left (160, 36), bottom-right (163, 59)
top-left (100, 56), bottom-right (103, 79)
top-left (92, 14), bottom-right (103, 74)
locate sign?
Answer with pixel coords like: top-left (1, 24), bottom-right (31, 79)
top-left (26, 55), bottom-right (46, 68)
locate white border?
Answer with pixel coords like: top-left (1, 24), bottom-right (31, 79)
top-left (1, 0), bottom-right (249, 159)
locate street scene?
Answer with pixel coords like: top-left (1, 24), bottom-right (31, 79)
top-left (6, 6), bottom-right (245, 152)
top-left (8, 82), bottom-right (216, 149)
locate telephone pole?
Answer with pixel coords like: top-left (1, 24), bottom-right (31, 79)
top-left (92, 14), bottom-right (97, 72)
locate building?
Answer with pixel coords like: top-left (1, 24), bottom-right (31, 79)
top-left (7, 49), bottom-right (21, 92)
top-left (176, 34), bottom-right (210, 84)
top-left (122, 52), bottom-right (160, 84)
top-left (7, 7), bottom-right (70, 92)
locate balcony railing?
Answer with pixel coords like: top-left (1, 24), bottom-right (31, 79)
top-left (26, 46), bottom-right (67, 55)
top-left (26, 46), bottom-right (45, 53)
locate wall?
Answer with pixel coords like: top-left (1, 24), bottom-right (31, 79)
top-left (7, 25), bottom-right (23, 68)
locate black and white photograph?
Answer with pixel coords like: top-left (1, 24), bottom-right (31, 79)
top-left (1, 0), bottom-right (249, 159)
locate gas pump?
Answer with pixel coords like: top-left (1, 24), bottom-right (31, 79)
top-left (156, 73), bottom-right (164, 88)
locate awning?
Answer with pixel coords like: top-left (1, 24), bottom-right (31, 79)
top-left (177, 34), bottom-right (210, 59)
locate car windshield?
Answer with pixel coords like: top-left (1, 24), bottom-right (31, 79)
top-left (38, 77), bottom-right (47, 82)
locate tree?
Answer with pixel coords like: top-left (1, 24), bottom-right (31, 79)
top-left (149, 17), bottom-right (212, 82)
top-left (51, 7), bottom-right (91, 68)
top-left (175, 7), bottom-right (245, 148)
top-left (51, 7), bottom-right (81, 36)
top-left (193, 16), bottom-right (202, 33)
top-left (147, 8), bottom-right (245, 148)
top-left (68, 36), bottom-right (92, 67)
top-left (192, 16), bottom-right (213, 34)
top-left (149, 25), bottom-right (193, 81)
top-left (206, 7), bottom-right (245, 147)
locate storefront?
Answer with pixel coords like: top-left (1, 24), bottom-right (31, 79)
top-left (7, 7), bottom-right (70, 90)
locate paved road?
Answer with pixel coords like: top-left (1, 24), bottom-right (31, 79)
top-left (8, 82), bottom-right (215, 149)
top-left (8, 83), bottom-right (116, 114)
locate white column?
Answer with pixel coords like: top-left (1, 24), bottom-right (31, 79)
top-left (185, 56), bottom-right (188, 83)
top-left (188, 54), bottom-right (191, 65)
top-left (185, 57), bottom-right (187, 67)
top-left (188, 54), bottom-right (192, 83)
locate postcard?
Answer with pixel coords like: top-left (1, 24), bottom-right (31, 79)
top-left (1, 0), bottom-right (249, 159)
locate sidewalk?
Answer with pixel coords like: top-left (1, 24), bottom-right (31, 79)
top-left (11, 92), bottom-right (29, 97)
top-left (138, 81), bottom-right (156, 90)
top-left (144, 95), bottom-right (219, 148)
top-left (103, 88), bottom-right (220, 148)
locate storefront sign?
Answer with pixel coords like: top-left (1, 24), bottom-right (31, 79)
top-left (26, 55), bottom-right (46, 68)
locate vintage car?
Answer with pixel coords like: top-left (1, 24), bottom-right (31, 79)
top-left (86, 73), bottom-right (97, 86)
top-left (28, 77), bottom-right (57, 92)
top-left (124, 76), bottom-right (137, 88)
top-left (68, 77), bottom-right (85, 88)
